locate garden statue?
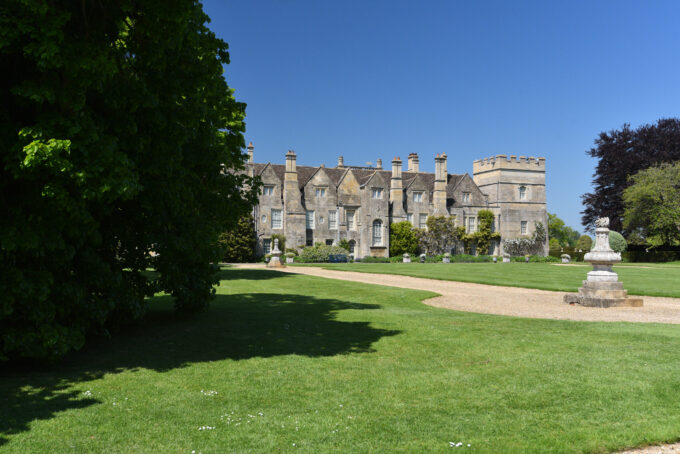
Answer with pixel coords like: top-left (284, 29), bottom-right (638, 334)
top-left (563, 217), bottom-right (642, 307)
top-left (267, 238), bottom-right (285, 268)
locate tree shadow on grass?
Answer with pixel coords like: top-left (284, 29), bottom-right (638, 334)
top-left (0, 286), bottom-right (399, 446)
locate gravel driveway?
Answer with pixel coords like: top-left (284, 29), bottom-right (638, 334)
top-left (235, 264), bottom-right (680, 324)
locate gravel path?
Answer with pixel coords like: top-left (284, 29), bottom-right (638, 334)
top-left (234, 264), bottom-right (680, 324)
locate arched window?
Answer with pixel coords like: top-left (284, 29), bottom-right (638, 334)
top-left (519, 186), bottom-right (527, 200)
top-left (372, 220), bottom-right (383, 246)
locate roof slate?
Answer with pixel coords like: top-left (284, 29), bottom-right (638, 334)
top-left (250, 162), bottom-right (464, 194)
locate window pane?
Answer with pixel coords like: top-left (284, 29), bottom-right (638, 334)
top-left (372, 220), bottom-right (382, 245)
top-left (306, 210), bottom-right (315, 229)
top-left (521, 221), bottom-right (528, 235)
top-left (347, 210), bottom-right (355, 230)
top-left (271, 209), bottom-right (282, 229)
top-left (419, 214), bottom-right (427, 229)
top-left (264, 239), bottom-right (271, 254)
top-left (329, 210), bottom-right (337, 229)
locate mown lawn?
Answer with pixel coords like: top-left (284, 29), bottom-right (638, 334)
top-left (2, 268), bottom-right (680, 453)
top-left (295, 262), bottom-right (680, 298)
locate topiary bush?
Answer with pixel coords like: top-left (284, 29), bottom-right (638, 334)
top-left (608, 231), bottom-right (627, 253)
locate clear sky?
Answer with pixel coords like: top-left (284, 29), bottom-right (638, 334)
top-left (202, 0), bottom-right (680, 231)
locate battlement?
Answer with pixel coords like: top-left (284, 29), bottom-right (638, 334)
top-left (472, 155), bottom-right (545, 174)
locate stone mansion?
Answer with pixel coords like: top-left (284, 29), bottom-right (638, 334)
top-left (245, 143), bottom-right (547, 258)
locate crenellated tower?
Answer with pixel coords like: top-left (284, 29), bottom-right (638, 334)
top-left (473, 155), bottom-right (547, 252)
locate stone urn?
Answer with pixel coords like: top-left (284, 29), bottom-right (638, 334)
top-left (267, 238), bottom-right (286, 268)
top-left (502, 254), bottom-right (510, 263)
top-left (403, 253), bottom-right (411, 263)
top-left (563, 217), bottom-right (642, 307)
top-left (419, 253), bottom-right (426, 263)
top-left (285, 253), bottom-right (295, 264)
top-left (442, 253), bottom-right (450, 263)
top-left (561, 254), bottom-right (571, 263)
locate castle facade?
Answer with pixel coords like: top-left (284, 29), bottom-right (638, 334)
top-left (246, 143), bottom-right (547, 258)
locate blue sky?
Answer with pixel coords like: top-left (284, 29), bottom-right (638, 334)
top-left (202, 0), bottom-right (680, 231)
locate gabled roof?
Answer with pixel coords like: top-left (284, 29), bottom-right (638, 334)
top-left (250, 162), bottom-right (466, 194)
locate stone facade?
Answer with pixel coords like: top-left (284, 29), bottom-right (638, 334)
top-left (246, 143), bottom-right (547, 258)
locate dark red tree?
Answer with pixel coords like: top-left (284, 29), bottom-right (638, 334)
top-left (582, 118), bottom-right (680, 233)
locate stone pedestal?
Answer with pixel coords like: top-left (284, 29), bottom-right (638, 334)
top-left (563, 217), bottom-right (642, 308)
top-left (267, 239), bottom-right (286, 268)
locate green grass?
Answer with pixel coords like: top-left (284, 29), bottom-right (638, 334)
top-left (3, 268), bottom-right (680, 453)
top-left (293, 262), bottom-right (680, 297)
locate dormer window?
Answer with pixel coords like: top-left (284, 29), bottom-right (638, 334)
top-left (316, 187), bottom-right (326, 198)
top-left (263, 185), bottom-right (274, 196)
top-left (519, 186), bottom-right (527, 200)
top-left (462, 192), bottom-right (471, 204)
top-left (371, 188), bottom-right (383, 199)
top-left (413, 191), bottom-right (423, 203)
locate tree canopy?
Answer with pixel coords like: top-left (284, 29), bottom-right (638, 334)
top-left (581, 119), bottom-right (680, 233)
top-left (0, 1), bottom-right (258, 360)
top-left (548, 213), bottom-right (580, 247)
top-left (622, 162), bottom-right (680, 247)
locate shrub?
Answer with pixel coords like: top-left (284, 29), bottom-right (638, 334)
top-left (298, 244), bottom-right (350, 263)
top-left (360, 256), bottom-right (391, 263)
top-left (609, 231), bottom-right (627, 253)
top-left (576, 235), bottom-right (593, 251)
top-left (511, 255), bottom-right (560, 263)
top-left (450, 254), bottom-right (494, 263)
top-left (219, 216), bottom-right (256, 263)
top-left (390, 221), bottom-right (418, 256)
top-left (502, 222), bottom-right (547, 256)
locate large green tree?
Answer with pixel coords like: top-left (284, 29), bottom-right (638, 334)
top-left (622, 162), bottom-right (680, 247)
top-left (548, 213), bottom-right (580, 247)
top-left (582, 119), bottom-right (680, 232)
top-left (0, 1), bottom-right (258, 360)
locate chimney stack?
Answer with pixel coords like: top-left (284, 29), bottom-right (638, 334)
top-left (285, 149), bottom-right (297, 173)
top-left (376, 159), bottom-right (383, 169)
top-left (433, 153), bottom-right (448, 215)
top-left (337, 156), bottom-right (344, 168)
top-left (407, 153), bottom-right (419, 172)
top-left (247, 142), bottom-right (254, 163)
top-left (390, 157), bottom-right (406, 221)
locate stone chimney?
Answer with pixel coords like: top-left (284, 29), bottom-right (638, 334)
top-left (247, 142), bottom-right (254, 163)
top-left (433, 153), bottom-right (448, 215)
top-left (407, 152), bottom-right (419, 172)
top-left (283, 149), bottom-right (305, 248)
top-left (337, 156), bottom-right (344, 168)
top-left (376, 159), bottom-right (383, 170)
top-left (390, 157), bottom-right (406, 221)
top-left (285, 149), bottom-right (297, 173)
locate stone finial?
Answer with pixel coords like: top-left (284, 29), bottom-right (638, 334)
top-left (376, 159), bottom-right (383, 169)
top-left (337, 156), bottom-right (344, 168)
top-left (595, 217), bottom-right (609, 228)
